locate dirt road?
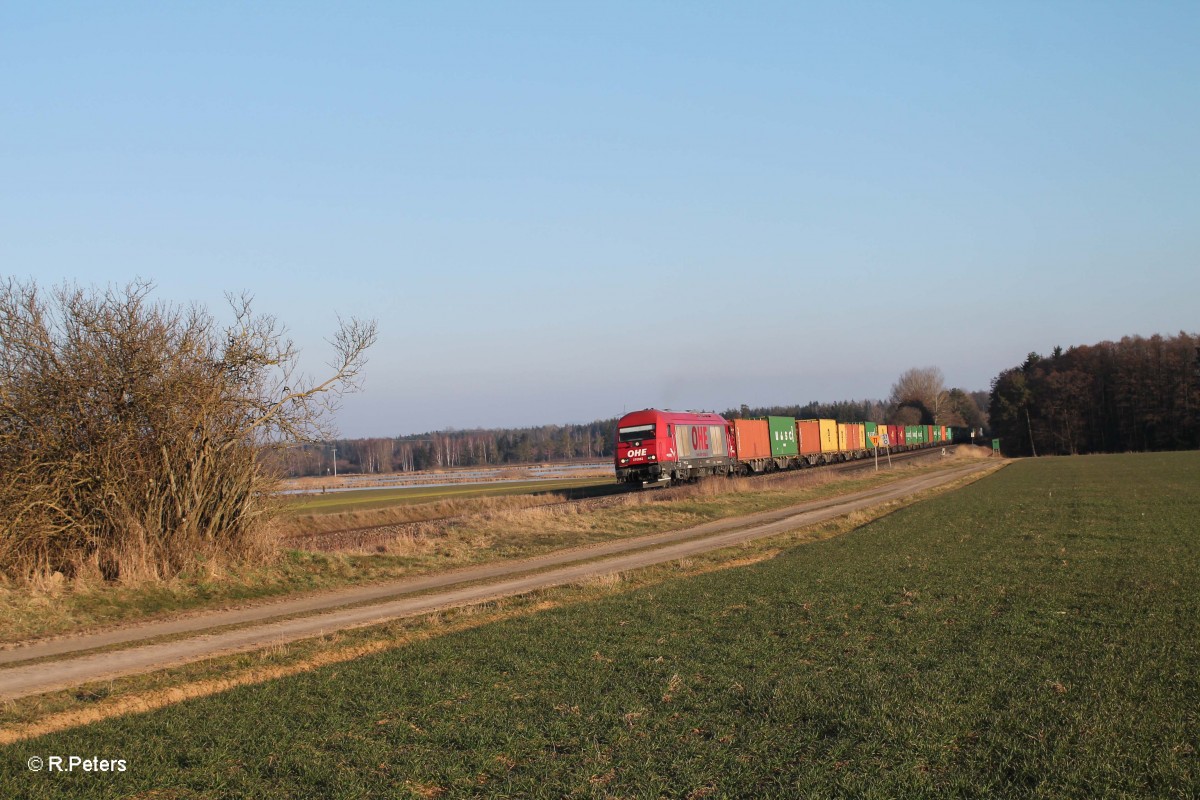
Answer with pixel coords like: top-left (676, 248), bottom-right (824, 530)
top-left (0, 460), bottom-right (1001, 700)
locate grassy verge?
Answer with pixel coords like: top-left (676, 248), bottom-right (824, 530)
top-left (0, 452), bottom-right (978, 643)
top-left (5, 452), bottom-right (1197, 797)
top-left (284, 476), bottom-right (614, 517)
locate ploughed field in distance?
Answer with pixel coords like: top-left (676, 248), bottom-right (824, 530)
top-left (6, 452), bottom-right (1197, 799)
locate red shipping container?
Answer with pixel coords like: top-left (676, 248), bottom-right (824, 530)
top-left (732, 419), bottom-right (771, 460)
top-left (850, 423), bottom-right (865, 450)
top-left (796, 420), bottom-right (821, 455)
top-left (888, 425), bottom-right (902, 448)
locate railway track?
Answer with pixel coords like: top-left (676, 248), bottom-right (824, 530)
top-left (283, 446), bottom-right (957, 553)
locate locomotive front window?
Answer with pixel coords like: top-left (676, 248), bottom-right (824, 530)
top-left (618, 424), bottom-right (655, 442)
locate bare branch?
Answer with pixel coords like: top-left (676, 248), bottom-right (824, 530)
top-left (0, 279), bottom-right (376, 582)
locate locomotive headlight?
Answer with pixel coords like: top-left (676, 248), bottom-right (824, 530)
top-left (648, 455), bottom-right (656, 461)
top-left (620, 458), bottom-right (629, 465)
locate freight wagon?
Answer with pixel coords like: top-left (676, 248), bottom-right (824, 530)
top-left (617, 409), bottom-right (969, 486)
top-left (730, 419), bottom-right (771, 472)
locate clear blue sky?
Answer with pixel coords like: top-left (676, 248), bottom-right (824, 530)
top-left (4, 2), bottom-right (1197, 437)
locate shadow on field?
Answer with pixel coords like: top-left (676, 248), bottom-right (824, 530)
top-left (530, 482), bottom-right (634, 501)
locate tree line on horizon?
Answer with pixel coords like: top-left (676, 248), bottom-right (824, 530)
top-left (284, 326), bottom-right (1200, 477)
top-left (268, 420), bottom-right (621, 477)
top-left (988, 332), bottom-right (1199, 456)
top-left (270, 368), bottom-right (991, 478)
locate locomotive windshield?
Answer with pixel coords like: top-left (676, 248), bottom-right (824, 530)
top-left (618, 424), bottom-right (655, 443)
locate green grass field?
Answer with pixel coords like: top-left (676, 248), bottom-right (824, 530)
top-left (7, 452), bottom-right (1198, 798)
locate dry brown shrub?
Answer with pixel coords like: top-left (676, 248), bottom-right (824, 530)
top-left (0, 279), bottom-right (375, 584)
top-left (948, 443), bottom-right (993, 460)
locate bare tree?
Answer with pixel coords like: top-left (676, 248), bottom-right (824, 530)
top-left (0, 278), bottom-right (377, 582)
top-left (889, 366), bottom-right (949, 424)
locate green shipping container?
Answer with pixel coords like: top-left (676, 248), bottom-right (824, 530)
top-left (767, 416), bottom-right (799, 457)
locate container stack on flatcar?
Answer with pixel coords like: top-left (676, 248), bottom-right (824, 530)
top-left (615, 408), bottom-right (969, 486)
top-left (767, 416), bottom-right (799, 470)
top-left (730, 418), bottom-right (771, 473)
top-left (795, 419), bottom-right (822, 462)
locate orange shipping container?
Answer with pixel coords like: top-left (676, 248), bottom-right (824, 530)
top-left (839, 423), bottom-right (865, 451)
top-left (731, 419), bottom-right (771, 461)
top-left (796, 420), bottom-right (821, 455)
top-left (802, 419), bottom-right (839, 453)
top-left (851, 423), bottom-right (865, 450)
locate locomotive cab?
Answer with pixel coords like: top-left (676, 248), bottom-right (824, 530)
top-left (615, 409), bottom-right (733, 487)
top-left (616, 419), bottom-right (669, 485)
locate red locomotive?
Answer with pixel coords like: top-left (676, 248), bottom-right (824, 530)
top-left (615, 409), bottom-right (735, 486)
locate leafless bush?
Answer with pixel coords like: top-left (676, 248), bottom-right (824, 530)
top-left (0, 278), bottom-right (376, 583)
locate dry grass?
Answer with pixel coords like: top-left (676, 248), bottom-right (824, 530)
top-left (287, 463), bottom-right (850, 536)
top-left (349, 455), bottom-right (966, 564)
top-left (646, 468), bottom-right (841, 503)
top-left (281, 463), bottom-right (612, 494)
top-left (577, 572), bottom-right (625, 589)
top-left (284, 492), bottom-right (583, 535)
top-left (950, 443), bottom-right (995, 459)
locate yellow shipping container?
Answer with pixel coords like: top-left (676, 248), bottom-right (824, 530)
top-left (837, 423), bottom-right (848, 452)
top-left (801, 418), bottom-right (839, 453)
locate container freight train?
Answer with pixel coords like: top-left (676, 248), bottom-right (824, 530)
top-left (615, 408), bottom-right (966, 486)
